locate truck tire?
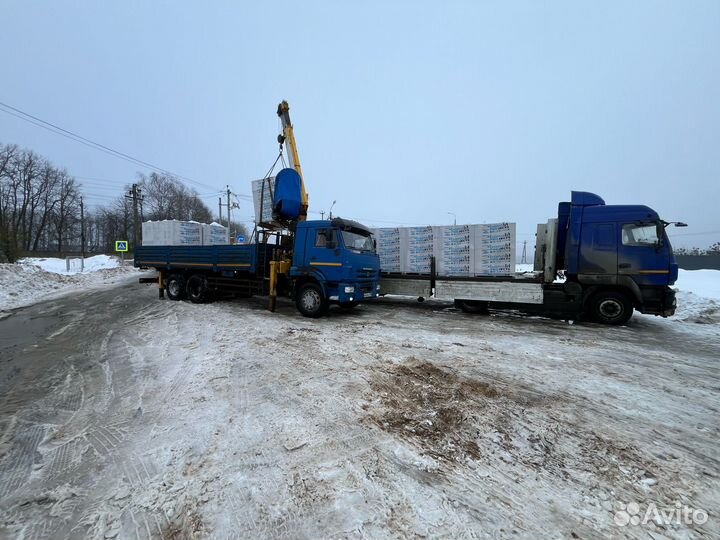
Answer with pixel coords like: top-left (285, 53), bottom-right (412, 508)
top-left (166, 274), bottom-right (186, 301)
top-left (186, 274), bottom-right (210, 304)
top-left (589, 291), bottom-right (633, 325)
top-left (296, 283), bottom-right (329, 318)
top-left (454, 299), bottom-right (490, 314)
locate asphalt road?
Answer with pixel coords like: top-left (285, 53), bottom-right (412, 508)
top-left (0, 280), bottom-right (166, 540)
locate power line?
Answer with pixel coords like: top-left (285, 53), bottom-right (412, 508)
top-left (0, 100), bottom-right (219, 192)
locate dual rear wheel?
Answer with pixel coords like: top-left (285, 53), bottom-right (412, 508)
top-left (165, 273), bottom-right (210, 303)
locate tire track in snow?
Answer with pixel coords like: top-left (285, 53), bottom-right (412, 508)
top-left (0, 422), bottom-right (44, 499)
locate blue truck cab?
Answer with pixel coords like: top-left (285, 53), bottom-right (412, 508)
top-left (290, 218), bottom-right (381, 316)
top-left (554, 191), bottom-right (678, 323)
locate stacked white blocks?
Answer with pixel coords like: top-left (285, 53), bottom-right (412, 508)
top-left (141, 220), bottom-right (230, 246)
top-left (374, 223), bottom-right (515, 276)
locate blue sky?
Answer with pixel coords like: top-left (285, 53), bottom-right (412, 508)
top-left (1, 1), bottom-right (718, 249)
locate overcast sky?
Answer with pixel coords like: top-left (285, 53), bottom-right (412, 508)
top-left (1, 1), bottom-right (718, 249)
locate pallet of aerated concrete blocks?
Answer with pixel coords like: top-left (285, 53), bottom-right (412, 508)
top-left (141, 220), bottom-right (229, 246)
top-left (373, 223), bottom-right (515, 276)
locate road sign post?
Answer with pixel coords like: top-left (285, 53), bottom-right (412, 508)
top-left (115, 240), bottom-right (128, 263)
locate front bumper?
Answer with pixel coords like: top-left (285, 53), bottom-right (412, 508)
top-left (639, 286), bottom-right (677, 317)
top-left (328, 281), bottom-right (380, 303)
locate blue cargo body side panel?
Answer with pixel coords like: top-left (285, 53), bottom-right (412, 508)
top-left (134, 244), bottom-right (275, 273)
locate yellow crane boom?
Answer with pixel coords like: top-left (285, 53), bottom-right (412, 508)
top-left (276, 100), bottom-right (309, 220)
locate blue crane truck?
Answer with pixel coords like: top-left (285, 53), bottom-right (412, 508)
top-left (380, 191), bottom-right (682, 325)
top-left (135, 102), bottom-right (381, 318)
top-left (134, 217), bottom-right (381, 318)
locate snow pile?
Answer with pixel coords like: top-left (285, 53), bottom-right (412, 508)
top-left (672, 269), bottom-right (720, 324)
top-left (0, 256), bottom-right (138, 313)
top-left (19, 254), bottom-right (120, 275)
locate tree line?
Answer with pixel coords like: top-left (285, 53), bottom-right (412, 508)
top-left (0, 142), bottom-right (224, 262)
top-left (673, 244), bottom-right (720, 256)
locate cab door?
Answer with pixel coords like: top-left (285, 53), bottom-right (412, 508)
top-left (618, 222), bottom-right (671, 286)
top-left (579, 222), bottom-right (617, 276)
top-left (306, 227), bottom-right (344, 278)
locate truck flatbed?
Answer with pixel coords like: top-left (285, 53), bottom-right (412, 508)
top-left (134, 244), bottom-right (277, 274)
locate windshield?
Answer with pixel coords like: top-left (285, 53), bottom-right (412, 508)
top-left (342, 230), bottom-right (375, 252)
top-left (622, 223), bottom-right (660, 246)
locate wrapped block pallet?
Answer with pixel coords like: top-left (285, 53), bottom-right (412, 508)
top-left (434, 225), bottom-right (472, 276)
top-left (375, 228), bottom-right (401, 272)
top-left (402, 226), bottom-right (434, 274)
top-left (374, 222), bottom-right (516, 276)
top-left (252, 177), bottom-right (276, 225)
top-left (141, 220), bottom-right (229, 246)
top-left (473, 223), bottom-right (515, 275)
top-left (203, 222), bottom-right (230, 245)
top-left (141, 220), bottom-right (202, 246)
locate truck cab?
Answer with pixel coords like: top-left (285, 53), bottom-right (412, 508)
top-left (290, 217), bottom-right (381, 317)
top-left (552, 191), bottom-right (678, 323)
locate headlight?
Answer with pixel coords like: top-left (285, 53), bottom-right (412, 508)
top-left (344, 286), bottom-right (355, 293)
top-left (376, 284), bottom-right (381, 291)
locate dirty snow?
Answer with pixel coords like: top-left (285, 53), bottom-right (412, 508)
top-left (0, 267), bottom-right (718, 539)
top-left (0, 256), bottom-right (139, 313)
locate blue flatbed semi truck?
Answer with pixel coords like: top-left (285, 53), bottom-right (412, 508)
top-left (134, 217), bottom-right (381, 318)
top-left (380, 191), bottom-right (681, 325)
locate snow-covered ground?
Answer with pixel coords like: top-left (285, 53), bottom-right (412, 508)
top-left (671, 269), bottom-right (720, 324)
top-left (0, 262), bottom-right (718, 539)
top-left (0, 255), bottom-right (139, 313)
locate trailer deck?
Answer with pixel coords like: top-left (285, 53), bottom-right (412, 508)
top-left (134, 244), bottom-right (277, 274)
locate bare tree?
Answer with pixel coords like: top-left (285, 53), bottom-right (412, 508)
top-left (0, 143), bottom-right (215, 259)
top-left (138, 172), bottom-right (212, 223)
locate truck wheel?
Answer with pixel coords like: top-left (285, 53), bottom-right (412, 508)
top-left (166, 274), bottom-right (186, 301)
top-left (296, 283), bottom-right (329, 318)
top-left (454, 299), bottom-right (490, 314)
top-left (186, 274), bottom-right (210, 304)
top-left (589, 291), bottom-right (633, 325)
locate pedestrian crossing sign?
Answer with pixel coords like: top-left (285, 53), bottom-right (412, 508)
top-left (115, 240), bottom-right (128, 252)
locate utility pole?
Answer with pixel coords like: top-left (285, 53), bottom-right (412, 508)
top-left (320, 211), bottom-right (325, 220)
top-left (218, 197), bottom-right (223, 223)
top-left (521, 240), bottom-right (528, 264)
top-left (126, 184), bottom-right (142, 249)
top-left (226, 185), bottom-right (232, 230)
top-left (80, 196), bottom-right (85, 271)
